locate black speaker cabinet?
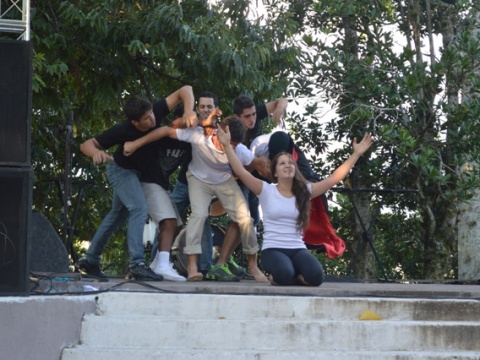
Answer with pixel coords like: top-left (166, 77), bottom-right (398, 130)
top-left (0, 39), bottom-right (33, 166)
top-left (0, 167), bottom-right (32, 296)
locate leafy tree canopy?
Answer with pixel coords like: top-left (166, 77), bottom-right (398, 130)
top-left (28, 0), bottom-right (300, 272)
top-left (285, 0), bottom-right (480, 278)
top-left (7, 0), bottom-right (480, 279)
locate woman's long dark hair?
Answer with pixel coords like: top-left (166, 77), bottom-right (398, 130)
top-left (270, 152), bottom-right (311, 232)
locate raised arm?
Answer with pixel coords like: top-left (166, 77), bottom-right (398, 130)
top-left (80, 138), bottom-right (113, 165)
top-left (123, 126), bottom-right (178, 156)
top-left (265, 98), bottom-right (288, 125)
top-left (202, 107), bottom-right (222, 128)
top-left (217, 126), bottom-right (264, 196)
top-left (310, 133), bottom-right (373, 198)
top-left (165, 85), bottom-right (198, 127)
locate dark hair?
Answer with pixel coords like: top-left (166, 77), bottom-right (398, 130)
top-left (268, 132), bottom-right (294, 160)
top-left (198, 90), bottom-right (219, 107)
top-left (219, 115), bottom-right (245, 144)
top-left (233, 95), bottom-right (255, 115)
top-left (123, 96), bottom-right (153, 121)
top-left (270, 152), bottom-right (311, 231)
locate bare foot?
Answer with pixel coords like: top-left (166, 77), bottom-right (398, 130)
top-left (250, 267), bottom-right (269, 283)
top-left (187, 266), bottom-right (203, 281)
top-left (295, 274), bottom-right (309, 286)
top-left (268, 274), bottom-right (278, 286)
top-left (187, 272), bottom-right (203, 281)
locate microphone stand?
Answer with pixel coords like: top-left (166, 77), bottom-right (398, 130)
top-left (333, 149), bottom-right (417, 282)
top-left (62, 111), bottom-right (77, 263)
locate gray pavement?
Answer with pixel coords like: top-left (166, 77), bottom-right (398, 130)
top-left (31, 272), bottom-right (480, 300)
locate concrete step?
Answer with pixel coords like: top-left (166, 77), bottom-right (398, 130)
top-left (61, 292), bottom-right (480, 360)
top-left (77, 315), bottom-right (480, 351)
top-left (96, 292), bottom-right (480, 322)
top-left (61, 348), bottom-right (480, 360)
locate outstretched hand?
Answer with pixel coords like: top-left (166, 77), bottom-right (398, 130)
top-left (217, 125), bottom-right (231, 148)
top-left (352, 133), bottom-right (373, 156)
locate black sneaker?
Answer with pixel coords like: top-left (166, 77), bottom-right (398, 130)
top-left (205, 264), bottom-right (240, 282)
top-left (226, 257), bottom-right (246, 278)
top-left (213, 254), bottom-right (246, 278)
top-left (76, 257), bottom-right (107, 279)
top-left (126, 262), bottom-right (164, 281)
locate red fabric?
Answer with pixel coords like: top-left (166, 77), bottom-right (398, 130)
top-left (303, 196), bottom-right (346, 259)
top-left (292, 147), bottom-right (299, 161)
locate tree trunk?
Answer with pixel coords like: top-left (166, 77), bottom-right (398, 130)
top-left (419, 189), bottom-right (457, 279)
top-left (348, 189), bottom-right (377, 279)
top-left (339, 5), bottom-right (376, 280)
top-left (410, 0), bottom-right (460, 280)
top-left (347, 159), bottom-right (376, 280)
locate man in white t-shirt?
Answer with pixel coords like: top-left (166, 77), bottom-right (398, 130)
top-left (250, 133), bottom-right (272, 158)
top-left (123, 116), bottom-right (268, 283)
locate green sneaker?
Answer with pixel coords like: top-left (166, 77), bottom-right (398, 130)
top-left (205, 264), bottom-right (240, 282)
top-left (226, 257), bottom-right (246, 278)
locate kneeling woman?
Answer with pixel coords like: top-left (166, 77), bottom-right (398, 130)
top-left (218, 127), bottom-right (373, 286)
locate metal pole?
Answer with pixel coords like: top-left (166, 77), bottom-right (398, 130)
top-left (0, 0), bottom-right (30, 40)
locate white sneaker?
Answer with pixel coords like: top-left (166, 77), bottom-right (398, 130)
top-left (154, 263), bottom-right (186, 282)
top-left (149, 255), bottom-right (158, 271)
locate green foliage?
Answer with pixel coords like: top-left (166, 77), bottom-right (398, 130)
top-left (28, 0), bottom-right (300, 274)
top-left (314, 193), bottom-right (424, 280)
top-left (19, 0), bottom-right (480, 280)
top-left (288, 0), bottom-right (480, 279)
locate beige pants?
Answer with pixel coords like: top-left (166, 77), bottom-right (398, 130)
top-left (184, 172), bottom-right (258, 255)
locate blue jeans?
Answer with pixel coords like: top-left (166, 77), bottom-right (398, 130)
top-left (170, 180), bottom-right (213, 271)
top-left (86, 162), bottom-right (147, 268)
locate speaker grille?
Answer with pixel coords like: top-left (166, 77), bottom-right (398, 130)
top-left (0, 39), bottom-right (32, 166)
top-left (0, 167), bottom-right (32, 296)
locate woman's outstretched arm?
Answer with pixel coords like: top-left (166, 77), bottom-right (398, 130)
top-left (311, 133), bottom-right (373, 198)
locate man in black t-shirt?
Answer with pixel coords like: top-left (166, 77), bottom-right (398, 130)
top-left (137, 103), bottom-right (192, 281)
top-left (77, 86), bottom-right (197, 281)
top-left (232, 95), bottom-right (288, 225)
top-left (233, 95), bottom-right (288, 148)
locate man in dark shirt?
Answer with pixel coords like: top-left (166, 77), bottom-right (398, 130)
top-left (77, 86), bottom-right (197, 280)
top-left (233, 95), bottom-right (288, 148)
top-left (137, 103), bottom-right (192, 281)
top-left (233, 95), bottom-right (288, 225)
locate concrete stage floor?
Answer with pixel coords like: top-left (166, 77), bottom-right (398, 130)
top-left (2, 273), bottom-right (477, 360)
top-left (30, 272), bottom-right (480, 300)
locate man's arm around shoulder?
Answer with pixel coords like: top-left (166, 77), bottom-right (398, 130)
top-left (165, 85), bottom-right (198, 127)
top-left (123, 126), bottom-right (179, 156)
